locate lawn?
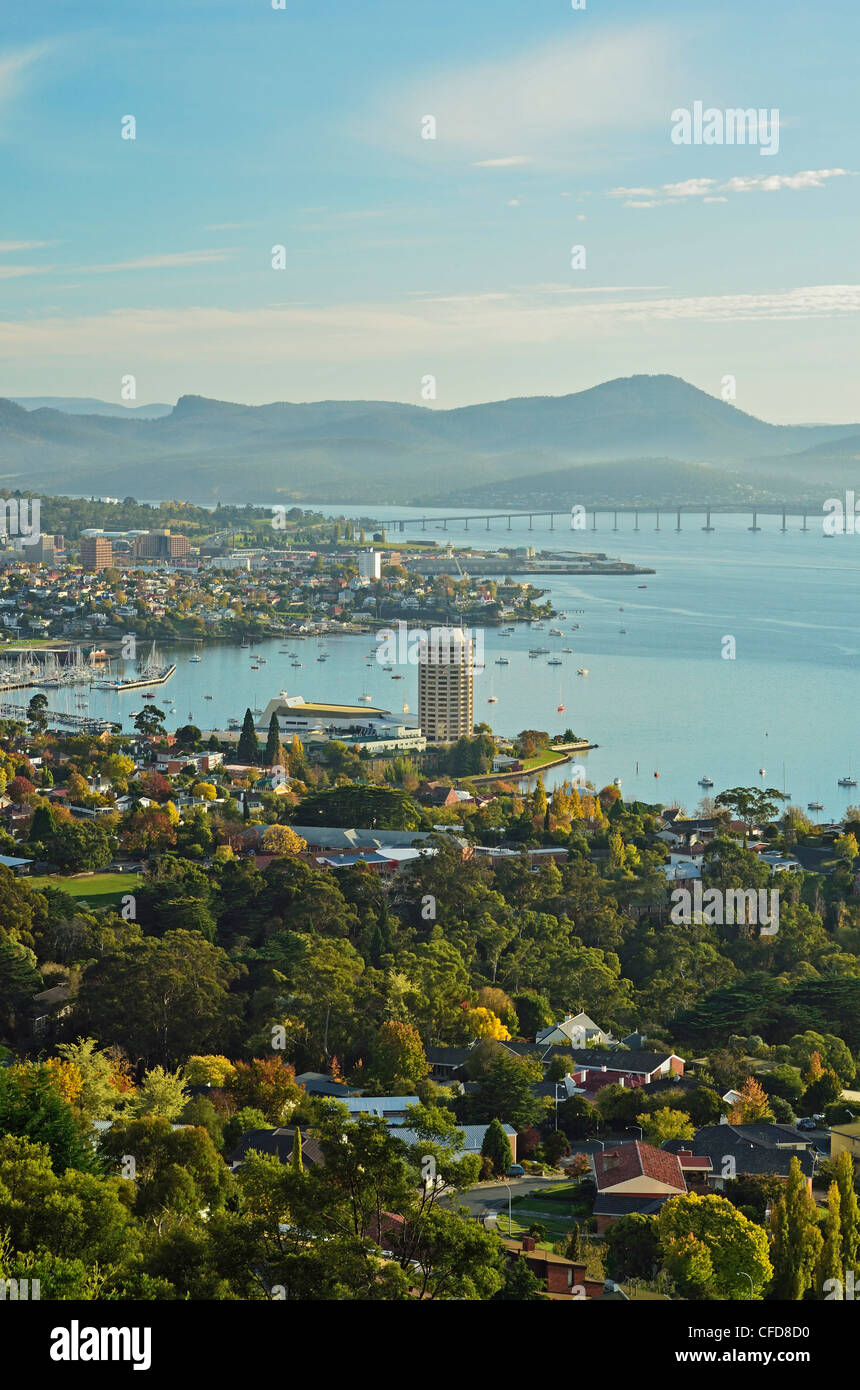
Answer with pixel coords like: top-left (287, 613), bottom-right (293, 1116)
top-left (502, 1182), bottom-right (582, 1246)
top-left (521, 749), bottom-right (568, 772)
top-left (29, 872), bottom-right (143, 907)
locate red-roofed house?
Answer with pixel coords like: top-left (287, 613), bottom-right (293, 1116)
top-left (592, 1141), bottom-right (687, 1233)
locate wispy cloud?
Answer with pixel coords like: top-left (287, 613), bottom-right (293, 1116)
top-left (366, 26), bottom-right (673, 164)
top-left (0, 44), bottom-right (49, 115)
top-left (0, 265), bottom-right (55, 280)
top-left (473, 156), bottom-right (534, 169)
top-left (2, 284), bottom-right (857, 371)
top-left (610, 169), bottom-right (851, 207)
top-left (0, 240), bottom-right (53, 253)
top-left (82, 249), bottom-right (233, 274)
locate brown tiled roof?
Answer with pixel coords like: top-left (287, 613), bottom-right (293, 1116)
top-left (594, 1141), bottom-right (686, 1193)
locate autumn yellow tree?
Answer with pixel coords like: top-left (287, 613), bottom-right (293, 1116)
top-left (261, 824), bottom-right (308, 856)
top-left (728, 1075), bottom-right (774, 1124)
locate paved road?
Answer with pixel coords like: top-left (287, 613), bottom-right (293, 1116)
top-left (453, 1174), bottom-right (571, 1221)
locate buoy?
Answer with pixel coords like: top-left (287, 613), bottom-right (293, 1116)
top-left (654, 771), bottom-right (660, 778)
top-left (557, 704), bottom-right (565, 712)
top-left (759, 768), bottom-right (766, 776)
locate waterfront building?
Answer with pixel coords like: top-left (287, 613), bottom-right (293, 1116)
top-left (358, 549), bottom-right (382, 580)
top-left (417, 627), bottom-right (474, 742)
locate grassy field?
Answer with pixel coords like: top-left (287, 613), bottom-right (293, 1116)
top-left (29, 872), bottom-right (143, 907)
top-left (502, 1182), bottom-right (582, 1246)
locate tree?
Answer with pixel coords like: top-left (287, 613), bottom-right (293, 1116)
top-left (260, 824), bottom-right (307, 857)
top-left (728, 1076), bottom-right (774, 1125)
top-left (493, 1256), bottom-right (545, 1300)
top-left (834, 1150), bottom-right (860, 1271)
top-left (543, 1130), bottom-right (570, 1166)
top-left (464, 1050), bottom-right (543, 1131)
top-left (481, 1117), bottom-right (513, 1176)
top-left (227, 1058), bottom-right (303, 1125)
top-left (658, 1192), bottom-right (772, 1300)
top-left (801, 1068), bottom-right (843, 1115)
top-left (815, 1181), bottom-right (843, 1296)
top-left (604, 1212), bottom-right (661, 1282)
top-left (0, 1066), bottom-right (100, 1174)
top-left (291, 1127), bottom-right (303, 1175)
top-left (368, 1021), bottom-right (429, 1092)
top-left (0, 938), bottom-right (41, 1029)
top-left (264, 713), bottom-right (281, 767)
top-left (26, 693), bottom-right (49, 735)
top-left (133, 1066), bottom-right (189, 1121)
top-left (75, 930), bottom-right (241, 1067)
top-left (769, 1156), bottom-right (823, 1300)
top-left (638, 1107), bottom-right (695, 1147)
top-left (715, 786), bottom-right (783, 835)
top-left (133, 704), bottom-right (167, 740)
top-left (237, 709), bottom-right (259, 764)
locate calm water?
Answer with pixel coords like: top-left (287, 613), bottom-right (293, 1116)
top-left (30, 507), bottom-right (860, 815)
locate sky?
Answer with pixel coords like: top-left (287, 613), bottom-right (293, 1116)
top-left (1, 0), bottom-right (859, 421)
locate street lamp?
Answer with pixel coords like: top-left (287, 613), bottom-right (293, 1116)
top-left (739, 1272), bottom-right (753, 1300)
top-left (627, 1125), bottom-right (643, 1142)
top-left (554, 1082), bottom-right (566, 1130)
top-left (498, 1177), bottom-right (513, 1236)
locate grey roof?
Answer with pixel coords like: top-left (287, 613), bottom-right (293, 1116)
top-left (391, 1122), bottom-right (515, 1156)
top-left (294, 1072), bottom-right (359, 1098)
top-left (228, 1127), bottom-right (324, 1168)
top-left (569, 1048), bottom-right (681, 1073)
top-left (663, 1124), bottom-right (816, 1178)
top-left (289, 826), bottom-right (451, 850)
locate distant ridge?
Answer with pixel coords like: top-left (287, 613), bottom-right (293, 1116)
top-left (11, 397), bottom-right (173, 420)
top-left (0, 375), bottom-right (857, 505)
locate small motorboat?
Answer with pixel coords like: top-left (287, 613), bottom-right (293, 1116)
top-left (487, 695), bottom-right (498, 703)
top-left (807, 801), bottom-right (823, 811)
top-left (548, 658), bottom-right (562, 666)
top-left (577, 668), bottom-right (589, 676)
top-left (698, 776), bottom-right (714, 787)
top-left (251, 664), bottom-right (259, 670)
top-left (838, 776), bottom-right (857, 788)
top-left (557, 703), bottom-right (565, 712)
top-left (495, 658), bottom-right (510, 665)
top-left (638, 584), bottom-right (647, 589)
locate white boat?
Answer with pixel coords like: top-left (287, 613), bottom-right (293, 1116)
top-left (807, 801), bottom-right (823, 810)
top-left (698, 776), bottom-right (714, 787)
top-left (548, 658), bottom-right (562, 666)
top-left (549, 628), bottom-right (564, 636)
top-left (577, 668), bottom-right (589, 676)
top-left (561, 647), bottom-right (573, 653)
top-left (495, 657), bottom-right (510, 665)
top-left (838, 776), bottom-right (857, 788)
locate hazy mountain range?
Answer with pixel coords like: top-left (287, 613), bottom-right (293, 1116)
top-left (2, 375), bottom-right (858, 507)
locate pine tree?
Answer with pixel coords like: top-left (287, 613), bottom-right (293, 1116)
top-left (291, 1126), bottom-right (303, 1174)
top-left (264, 712), bottom-right (281, 767)
top-left (769, 1155), bottom-right (823, 1299)
top-left (481, 1116), bottom-right (513, 1177)
top-left (237, 708), bottom-right (259, 764)
top-left (835, 1150), bottom-right (860, 1270)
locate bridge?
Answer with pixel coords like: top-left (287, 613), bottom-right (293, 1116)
top-left (379, 507), bottom-right (828, 533)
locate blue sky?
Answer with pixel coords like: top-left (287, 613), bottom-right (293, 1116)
top-left (1, 0), bottom-right (858, 421)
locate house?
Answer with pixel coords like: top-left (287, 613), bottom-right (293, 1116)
top-left (567, 1048), bottom-right (685, 1101)
top-left (501, 1237), bottom-right (604, 1299)
top-left (391, 1122), bottom-right (517, 1164)
top-left (227, 1126), bottom-right (325, 1171)
top-left (294, 1071), bottom-right (360, 1100)
top-left (662, 1124), bottom-right (816, 1190)
top-left (536, 1012), bottom-right (615, 1048)
top-left (828, 1122), bottom-right (860, 1161)
top-left (342, 1096), bottom-right (419, 1125)
top-left (29, 982), bottom-right (73, 1038)
top-left (0, 854), bottom-right (32, 875)
top-left (592, 1140), bottom-right (688, 1231)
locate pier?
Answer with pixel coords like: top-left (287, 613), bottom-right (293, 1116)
top-left (0, 701), bottom-right (119, 733)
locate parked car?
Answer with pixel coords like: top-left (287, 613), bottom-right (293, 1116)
top-left (507, 1164), bottom-right (525, 1177)
top-left (812, 1114), bottom-right (827, 1126)
top-left (796, 1117), bottom-right (817, 1131)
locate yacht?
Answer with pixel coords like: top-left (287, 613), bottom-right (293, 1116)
top-left (204, 695), bottom-right (213, 700)
top-left (561, 647), bottom-right (573, 653)
top-left (577, 668), bottom-right (589, 676)
top-left (548, 658), bottom-right (563, 666)
top-left (189, 654), bottom-right (202, 663)
top-left (529, 646), bottom-right (550, 655)
top-left (807, 801), bottom-right (824, 811)
top-left (487, 695), bottom-right (498, 703)
top-left (358, 693), bottom-right (372, 703)
top-left (495, 657), bottom-right (510, 665)
top-left (549, 628), bottom-right (564, 637)
top-left (698, 776), bottom-right (714, 787)
top-left (838, 776), bottom-right (858, 788)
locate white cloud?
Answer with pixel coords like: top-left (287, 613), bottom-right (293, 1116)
top-left (0, 240), bottom-right (53, 253)
top-left (0, 44), bottom-right (49, 115)
top-left (0, 264), bottom-right (54, 280)
top-left (82, 249), bottom-right (233, 274)
top-left (472, 155), bottom-right (534, 168)
top-left (367, 26), bottom-right (673, 163)
top-left (723, 168), bottom-right (849, 192)
top-left (3, 284), bottom-right (858, 373)
top-left (611, 168), bottom-right (851, 207)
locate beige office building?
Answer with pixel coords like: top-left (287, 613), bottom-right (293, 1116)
top-left (417, 628), bottom-right (474, 742)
